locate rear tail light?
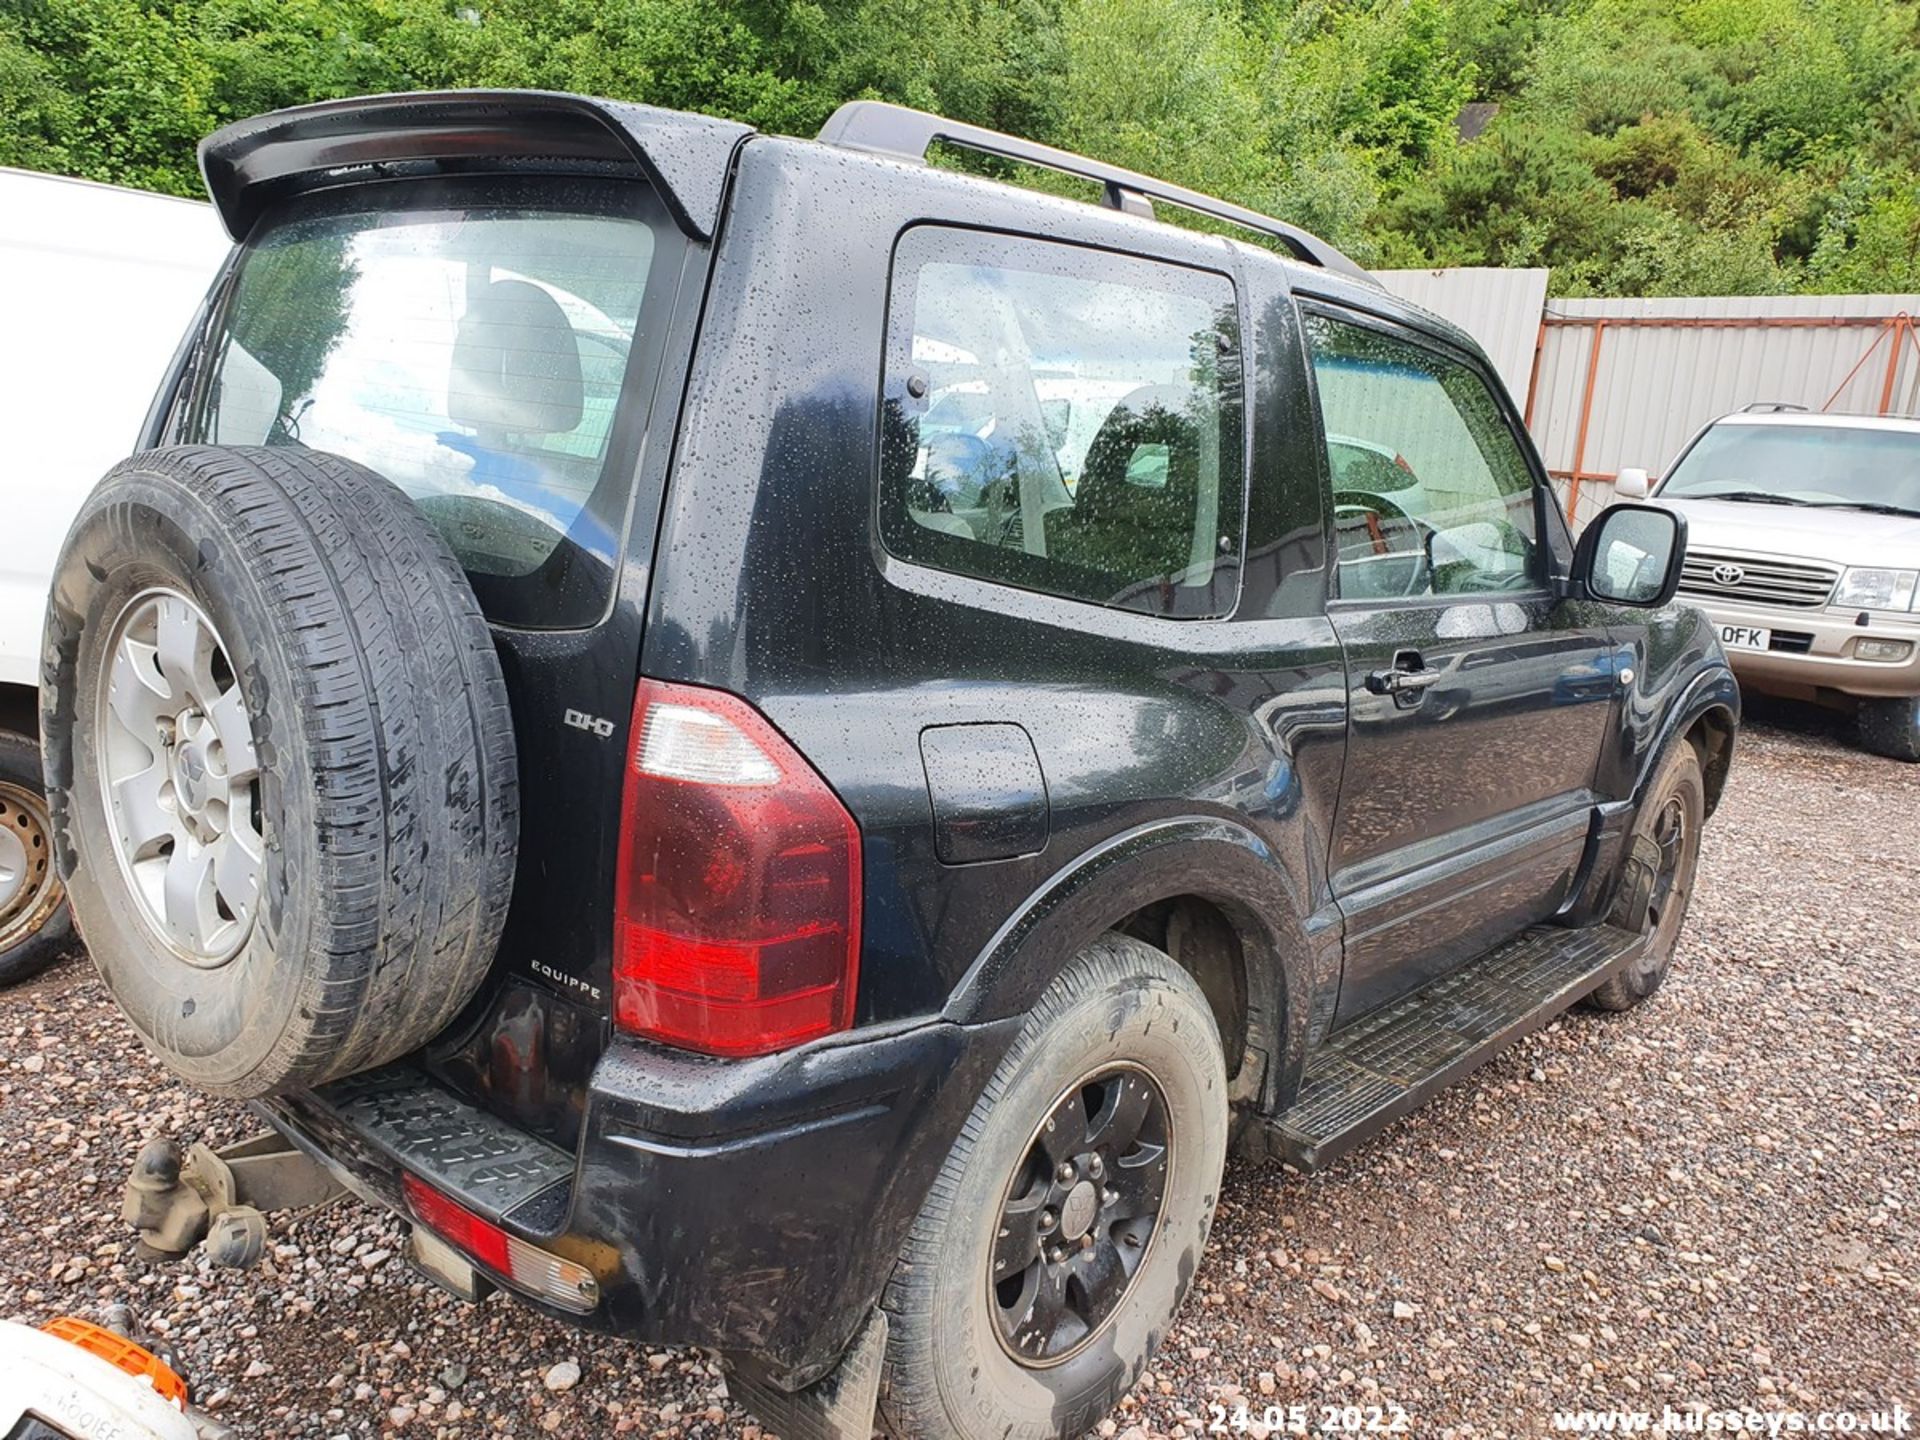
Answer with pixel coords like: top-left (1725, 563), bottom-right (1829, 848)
top-left (401, 1173), bottom-right (599, 1314)
top-left (613, 678), bottom-right (862, 1057)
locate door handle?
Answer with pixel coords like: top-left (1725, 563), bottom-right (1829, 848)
top-left (1365, 653), bottom-right (1442, 697)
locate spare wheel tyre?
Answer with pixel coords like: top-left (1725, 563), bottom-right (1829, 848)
top-left (41, 445), bottom-right (518, 1098)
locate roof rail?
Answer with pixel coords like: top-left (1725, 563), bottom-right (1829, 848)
top-left (1739, 401), bottom-right (1809, 414)
top-left (816, 100), bottom-right (1372, 284)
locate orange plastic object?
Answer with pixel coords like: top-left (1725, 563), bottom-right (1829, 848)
top-left (40, 1315), bottom-right (188, 1407)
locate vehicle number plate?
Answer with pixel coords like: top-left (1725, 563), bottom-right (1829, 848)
top-left (1717, 624), bottom-right (1771, 652)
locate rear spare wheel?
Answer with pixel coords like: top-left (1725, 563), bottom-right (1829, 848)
top-left (41, 445), bottom-right (518, 1098)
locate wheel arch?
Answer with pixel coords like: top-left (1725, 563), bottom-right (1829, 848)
top-left (1634, 664), bottom-right (1739, 817)
top-left (941, 817), bottom-right (1323, 1115)
top-left (1687, 703), bottom-right (1736, 818)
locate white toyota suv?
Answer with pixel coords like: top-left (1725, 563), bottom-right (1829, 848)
top-left (1617, 407), bottom-right (1920, 760)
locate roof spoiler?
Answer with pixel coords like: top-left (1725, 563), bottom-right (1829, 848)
top-left (817, 100), bottom-right (1372, 283)
top-left (198, 89), bottom-right (752, 243)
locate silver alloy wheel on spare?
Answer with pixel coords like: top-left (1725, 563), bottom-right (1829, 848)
top-left (0, 780), bottom-right (61, 952)
top-left (96, 587), bottom-right (263, 966)
top-left (45, 447), bottom-right (517, 1095)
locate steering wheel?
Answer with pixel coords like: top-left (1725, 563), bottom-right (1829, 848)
top-left (1333, 490), bottom-right (1418, 551)
top-left (1333, 491), bottom-right (1430, 597)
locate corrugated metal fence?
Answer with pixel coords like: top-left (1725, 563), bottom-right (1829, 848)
top-left (1374, 274), bottom-right (1920, 526)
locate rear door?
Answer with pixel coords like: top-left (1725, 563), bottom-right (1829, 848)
top-left (1302, 304), bottom-right (1617, 1026)
top-left (163, 171), bottom-right (706, 1143)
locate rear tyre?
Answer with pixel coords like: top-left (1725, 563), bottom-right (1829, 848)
top-left (0, 729), bottom-right (74, 986)
top-left (878, 935), bottom-right (1228, 1440)
top-left (1857, 695), bottom-right (1920, 763)
top-left (41, 445), bottom-right (518, 1097)
top-left (1587, 742), bottom-right (1705, 1012)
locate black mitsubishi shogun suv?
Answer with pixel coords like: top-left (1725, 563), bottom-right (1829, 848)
top-left (41, 91), bottom-right (1737, 1440)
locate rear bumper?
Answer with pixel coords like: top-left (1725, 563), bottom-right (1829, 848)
top-left (263, 1014), bottom-right (1018, 1384)
top-left (1680, 595), bottom-right (1920, 698)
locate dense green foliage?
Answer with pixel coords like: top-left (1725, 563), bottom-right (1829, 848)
top-left (3, 0), bottom-right (1916, 294)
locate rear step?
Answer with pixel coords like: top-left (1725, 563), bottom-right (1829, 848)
top-left (264, 1065), bottom-right (574, 1233)
top-left (1265, 923), bottom-right (1646, 1171)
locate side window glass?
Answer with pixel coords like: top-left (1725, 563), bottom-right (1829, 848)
top-left (880, 228), bottom-right (1244, 618)
top-left (1303, 312), bottom-right (1540, 601)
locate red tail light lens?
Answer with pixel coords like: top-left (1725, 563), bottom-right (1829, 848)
top-left (401, 1173), bottom-right (599, 1313)
top-left (613, 678), bottom-right (862, 1057)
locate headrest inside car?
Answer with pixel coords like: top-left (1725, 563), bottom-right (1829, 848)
top-left (448, 279), bottom-right (585, 438)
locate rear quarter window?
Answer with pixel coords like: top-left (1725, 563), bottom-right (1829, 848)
top-left (879, 226), bottom-right (1245, 619)
top-left (181, 176), bottom-right (680, 629)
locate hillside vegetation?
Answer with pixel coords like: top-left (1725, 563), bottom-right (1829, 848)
top-left (3, 0), bottom-right (1917, 294)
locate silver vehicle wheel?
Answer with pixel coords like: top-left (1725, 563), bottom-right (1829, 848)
top-left (0, 780), bottom-right (61, 953)
top-left (97, 587), bottom-right (263, 966)
top-left (47, 447), bottom-right (516, 1094)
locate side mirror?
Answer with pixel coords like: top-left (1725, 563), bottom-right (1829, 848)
top-left (1572, 503), bottom-right (1687, 607)
top-left (1614, 466), bottom-right (1651, 500)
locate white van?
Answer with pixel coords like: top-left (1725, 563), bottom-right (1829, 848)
top-left (0, 168), bottom-right (229, 983)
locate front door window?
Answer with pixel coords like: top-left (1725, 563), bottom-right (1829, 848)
top-left (1303, 312), bottom-right (1541, 602)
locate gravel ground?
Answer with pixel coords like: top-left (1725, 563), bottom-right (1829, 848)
top-left (4, 697), bottom-right (1917, 1438)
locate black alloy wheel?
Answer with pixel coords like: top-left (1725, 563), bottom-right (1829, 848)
top-left (1639, 793), bottom-right (1690, 944)
top-left (990, 1064), bottom-right (1172, 1366)
top-left (876, 934), bottom-right (1228, 1440)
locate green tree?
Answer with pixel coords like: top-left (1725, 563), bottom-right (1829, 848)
top-left (0, 16), bottom-right (80, 175)
top-left (1054, 0), bottom-right (1267, 199)
top-left (5, 0), bottom-right (1920, 298)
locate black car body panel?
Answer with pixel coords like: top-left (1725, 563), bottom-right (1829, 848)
top-left (137, 92), bottom-right (1740, 1387)
top-left (643, 138), bottom-right (1353, 1040)
top-left (265, 1012), bottom-right (1023, 1384)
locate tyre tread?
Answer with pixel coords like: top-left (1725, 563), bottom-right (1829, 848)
top-left (877, 935), bottom-right (1222, 1440)
top-left (1858, 696), bottom-right (1920, 763)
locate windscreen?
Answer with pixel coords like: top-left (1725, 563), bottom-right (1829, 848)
top-left (1661, 423), bottom-right (1920, 516)
top-left (182, 176), bottom-right (675, 627)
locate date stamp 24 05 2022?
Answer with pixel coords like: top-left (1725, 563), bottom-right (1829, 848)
top-left (1204, 1402), bottom-right (1415, 1436)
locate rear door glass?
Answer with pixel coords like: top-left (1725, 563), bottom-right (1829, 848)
top-left (182, 177), bottom-right (678, 629)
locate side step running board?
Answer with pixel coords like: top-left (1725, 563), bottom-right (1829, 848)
top-left (1264, 923), bottom-right (1646, 1171)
